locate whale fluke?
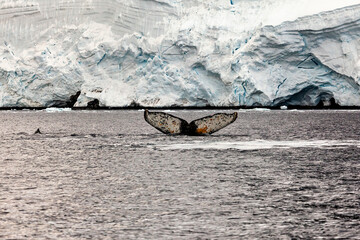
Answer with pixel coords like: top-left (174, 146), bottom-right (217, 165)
top-left (144, 110), bottom-right (237, 135)
top-left (144, 110), bottom-right (188, 135)
top-left (34, 128), bottom-right (42, 134)
top-left (189, 112), bottom-right (238, 135)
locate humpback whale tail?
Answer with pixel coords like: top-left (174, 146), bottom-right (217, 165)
top-left (144, 110), bottom-right (238, 135)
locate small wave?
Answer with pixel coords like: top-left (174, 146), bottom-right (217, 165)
top-left (245, 108), bottom-right (271, 112)
top-left (155, 140), bottom-right (360, 151)
top-left (45, 108), bottom-right (72, 112)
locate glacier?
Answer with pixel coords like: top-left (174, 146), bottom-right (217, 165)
top-left (0, 0), bottom-right (359, 108)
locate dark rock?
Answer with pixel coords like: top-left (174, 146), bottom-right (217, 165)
top-left (87, 99), bottom-right (100, 109)
top-left (316, 97), bottom-right (340, 109)
top-left (329, 97), bottom-right (340, 108)
top-left (47, 91), bottom-right (81, 108)
top-left (129, 101), bottom-right (140, 108)
top-left (316, 100), bottom-right (324, 108)
top-left (68, 91), bottom-right (81, 107)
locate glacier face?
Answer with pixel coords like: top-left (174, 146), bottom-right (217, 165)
top-left (0, 0), bottom-right (359, 107)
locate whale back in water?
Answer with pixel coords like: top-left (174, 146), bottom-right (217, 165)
top-left (144, 110), bottom-right (238, 135)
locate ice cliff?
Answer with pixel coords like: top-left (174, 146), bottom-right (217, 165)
top-left (0, 0), bottom-right (359, 108)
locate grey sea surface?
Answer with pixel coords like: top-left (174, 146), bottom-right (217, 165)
top-left (0, 109), bottom-right (359, 239)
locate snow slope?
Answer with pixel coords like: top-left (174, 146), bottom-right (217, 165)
top-left (0, 0), bottom-right (359, 107)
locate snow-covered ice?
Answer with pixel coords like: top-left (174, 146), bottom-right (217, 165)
top-left (0, 0), bottom-right (359, 107)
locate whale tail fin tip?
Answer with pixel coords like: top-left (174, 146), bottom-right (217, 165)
top-left (144, 110), bottom-right (187, 135)
top-left (190, 112), bottom-right (238, 135)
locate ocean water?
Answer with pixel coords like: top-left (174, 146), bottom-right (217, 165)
top-left (0, 110), bottom-right (359, 239)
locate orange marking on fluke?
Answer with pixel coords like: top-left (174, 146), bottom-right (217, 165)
top-left (196, 126), bottom-right (208, 134)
